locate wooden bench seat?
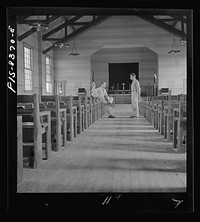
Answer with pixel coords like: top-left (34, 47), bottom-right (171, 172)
top-left (172, 94), bottom-right (187, 153)
top-left (40, 95), bottom-right (67, 150)
top-left (139, 92), bottom-right (187, 153)
top-left (60, 96), bottom-right (78, 141)
top-left (17, 94), bottom-right (51, 168)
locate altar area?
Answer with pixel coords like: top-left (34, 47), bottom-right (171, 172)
top-left (108, 83), bottom-right (154, 104)
top-left (108, 90), bottom-right (131, 104)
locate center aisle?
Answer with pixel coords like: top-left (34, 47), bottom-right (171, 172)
top-left (17, 104), bottom-right (186, 193)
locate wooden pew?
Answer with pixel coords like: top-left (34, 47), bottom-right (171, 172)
top-left (145, 97), bottom-right (152, 123)
top-left (157, 94), bottom-right (169, 135)
top-left (149, 96), bottom-right (155, 125)
top-left (87, 96), bottom-right (92, 127)
top-left (140, 93), bottom-right (187, 153)
top-left (139, 96), bottom-right (156, 126)
top-left (73, 95), bottom-right (87, 134)
top-left (145, 94), bottom-right (169, 132)
top-left (88, 96), bottom-right (93, 125)
top-left (40, 95), bottom-right (67, 151)
top-left (79, 95), bottom-right (90, 130)
top-left (17, 94), bottom-right (51, 168)
top-left (60, 96), bottom-right (78, 141)
top-left (163, 93), bottom-right (186, 144)
top-left (163, 93), bottom-right (179, 142)
top-left (172, 94), bottom-right (187, 152)
top-left (92, 97), bottom-right (99, 122)
top-left (17, 116), bottom-right (23, 183)
top-left (74, 95), bottom-right (98, 131)
top-left (83, 95), bottom-right (89, 129)
top-left (139, 97), bottom-right (148, 119)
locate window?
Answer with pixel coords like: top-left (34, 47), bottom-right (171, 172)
top-left (45, 55), bottom-right (52, 93)
top-left (24, 45), bottom-right (33, 91)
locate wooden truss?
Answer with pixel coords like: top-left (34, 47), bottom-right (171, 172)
top-left (138, 14), bottom-right (187, 39)
top-left (17, 15), bottom-right (109, 54)
top-left (17, 8), bottom-right (188, 54)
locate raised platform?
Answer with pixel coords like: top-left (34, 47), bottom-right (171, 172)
top-left (108, 90), bottom-right (131, 94)
top-left (110, 93), bottom-right (131, 104)
top-left (108, 90), bottom-right (131, 104)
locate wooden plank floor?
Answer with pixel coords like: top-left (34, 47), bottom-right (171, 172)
top-left (17, 104), bottom-right (186, 193)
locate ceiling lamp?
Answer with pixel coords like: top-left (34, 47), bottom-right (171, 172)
top-left (180, 38), bottom-right (187, 45)
top-left (54, 42), bottom-right (69, 48)
top-left (29, 16), bottom-right (49, 31)
top-left (168, 37), bottom-right (180, 54)
top-left (69, 40), bottom-right (80, 57)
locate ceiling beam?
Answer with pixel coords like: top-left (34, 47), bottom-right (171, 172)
top-left (18, 27), bottom-right (37, 41)
top-left (57, 16), bottom-right (108, 44)
top-left (139, 15), bottom-right (187, 38)
top-left (17, 15), bottom-right (60, 25)
top-left (72, 22), bottom-right (90, 25)
top-left (156, 18), bottom-right (177, 22)
top-left (42, 15), bottom-right (83, 40)
top-left (42, 16), bottom-right (108, 54)
top-left (64, 18), bottom-right (68, 37)
top-left (18, 19), bottom-right (49, 24)
top-left (43, 38), bottom-right (62, 41)
top-left (168, 14), bottom-right (187, 24)
top-left (46, 15), bottom-right (61, 23)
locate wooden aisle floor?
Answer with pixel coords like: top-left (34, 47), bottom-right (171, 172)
top-left (17, 104), bottom-right (186, 193)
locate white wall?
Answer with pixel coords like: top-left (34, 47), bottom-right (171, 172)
top-left (53, 15), bottom-right (186, 95)
top-left (17, 15), bottom-right (187, 96)
top-left (90, 47), bottom-right (158, 89)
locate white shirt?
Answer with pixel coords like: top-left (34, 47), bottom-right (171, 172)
top-left (93, 86), bottom-right (107, 98)
top-left (92, 86), bottom-right (113, 104)
top-left (131, 79), bottom-right (141, 95)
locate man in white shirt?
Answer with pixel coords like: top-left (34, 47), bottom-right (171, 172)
top-left (130, 73), bottom-right (141, 118)
top-left (92, 82), bottom-right (115, 118)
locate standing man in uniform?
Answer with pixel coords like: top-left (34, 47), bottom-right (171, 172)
top-left (130, 73), bottom-right (141, 118)
top-left (92, 82), bottom-right (115, 118)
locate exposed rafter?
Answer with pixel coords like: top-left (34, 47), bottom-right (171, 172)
top-left (17, 10), bottom-right (188, 53)
top-left (17, 15), bottom-right (61, 41)
top-left (42, 15), bottom-right (83, 41)
top-left (18, 15), bottom-right (61, 24)
top-left (168, 14), bottom-right (187, 24)
top-left (42, 15), bottom-right (108, 54)
top-left (139, 15), bottom-right (187, 39)
top-left (18, 27), bottom-right (38, 41)
top-left (46, 15), bottom-right (61, 23)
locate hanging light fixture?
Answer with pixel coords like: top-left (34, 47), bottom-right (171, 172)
top-left (168, 37), bottom-right (181, 54)
top-left (69, 40), bottom-right (80, 57)
top-left (54, 42), bottom-right (69, 48)
top-left (29, 15), bottom-right (49, 31)
top-left (53, 17), bottom-right (70, 49)
top-left (180, 38), bottom-right (186, 45)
